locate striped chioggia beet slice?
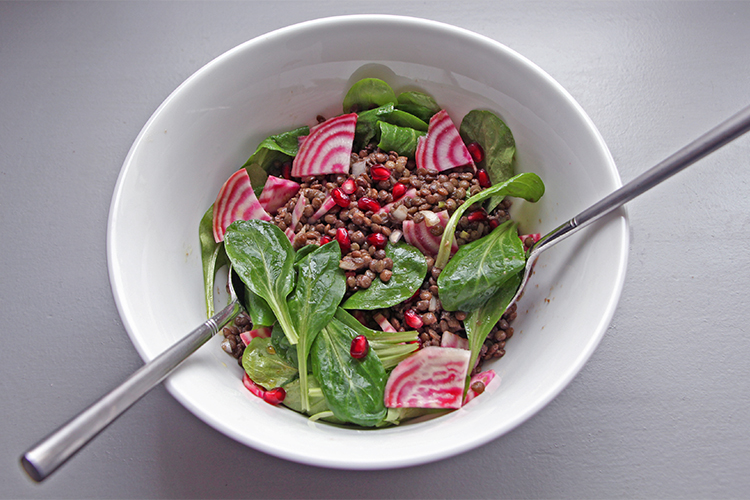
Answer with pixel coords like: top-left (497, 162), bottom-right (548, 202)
top-left (239, 326), bottom-right (273, 346)
top-left (415, 109), bottom-right (474, 172)
top-left (463, 369), bottom-right (497, 405)
top-left (284, 227), bottom-right (296, 243)
top-left (520, 233), bottom-right (541, 245)
top-left (373, 312), bottom-right (397, 332)
top-left (308, 193), bottom-right (338, 223)
top-left (384, 346), bottom-right (470, 409)
top-left (212, 169), bottom-right (271, 243)
top-left (440, 331), bottom-right (469, 350)
top-left (258, 176), bottom-right (300, 215)
top-left (242, 373), bottom-right (266, 399)
top-left (376, 188), bottom-right (417, 215)
top-left (402, 210), bottom-right (457, 256)
top-left (291, 113), bottom-right (358, 177)
top-left (290, 195), bottom-right (307, 229)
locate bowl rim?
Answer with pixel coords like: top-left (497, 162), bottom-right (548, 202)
top-left (107, 14), bottom-right (629, 469)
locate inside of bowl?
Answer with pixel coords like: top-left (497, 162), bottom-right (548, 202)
top-left (108, 15), bottom-right (628, 469)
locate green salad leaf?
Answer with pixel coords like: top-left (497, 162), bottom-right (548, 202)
top-left (199, 204), bottom-right (227, 318)
top-left (463, 272), bottom-right (522, 387)
top-left (287, 241), bottom-right (346, 411)
top-left (242, 337), bottom-right (298, 390)
top-left (343, 78), bottom-right (397, 113)
top-left (435, 172), bottom-right (545, 269)
top-left (311, 317), bottom-right (388, 427)
top-left (271, 323), bottom-right (298, 368)
top-left (459, 110), bottom-right (516, 212)
top-left (396, 91), bottom-right (441, 122)
top-left (281, 375), bottom-right (332, 417)
top-left (342, 242), bottom-right (428, 310)
top-left (241, 126), bottom-right (310, 173)
top-left (438, 221), bottom-right (526, 312)
top-left (243, 286), bottom-right (275, 327)
top-left (378, 122), bottom-right (425, 158)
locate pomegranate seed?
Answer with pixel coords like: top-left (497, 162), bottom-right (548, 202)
top-left (341, 178), bottom-right (356, 194)
top-left (281, 161), bottom-right (292, 180)
top-left (370, 166), bottom-right (391, 182)
top-left (366, 232), bottom-right (387, 250)
top-left (358, 197), bottom-right (381, 212)
top-left (331, 187), bottom-right (350, 208)
top-left (336, 227), bottom-right (351, 254)
top-left (319, 235), bottom-right (332, 245)
top-left (350, 335), bottom-right (369, 359)
top-left (392, 182), bottom-right (407, 200)
top-left (489, 219), bottom-right (499, 229)
top-left (476, 169), bottom-right (491, 189)
top-left (404, 309), bottom-right (423, 329)
top-left (263, 387), bottom-right (286, 405)
top-left (468, 209), bottom-right (487, 222)
top-left (467, 142), bottom-right (485, 163)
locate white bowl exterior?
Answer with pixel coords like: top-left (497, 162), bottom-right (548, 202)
top-left (108, 15), bottom-right (628, 469)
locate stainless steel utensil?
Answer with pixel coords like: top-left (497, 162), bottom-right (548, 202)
top-left (21, 270), bottom-right (243, 482)
top-left (509, 104), bottom-right (750, 308)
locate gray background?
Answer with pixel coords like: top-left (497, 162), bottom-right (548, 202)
top-left (2, 1), bottom-right (749, 498)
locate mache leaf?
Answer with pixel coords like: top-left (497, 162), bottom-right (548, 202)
top-left (199, 204), bottom-right (228, 318)
top-left (241, 126), bottom-right (310, 173)
top-left (242, 337), bottom-right (298, 390)
top-left (342, 242), bottom-right (428, 310)
top-left (378, 122), bottom-right (426, 159)
top-left (396, 91), bottom-right (441, 122)
top-left (343, 78), bottom-right (397, 113)
top-left (438, 221), bottom-right (525, 312)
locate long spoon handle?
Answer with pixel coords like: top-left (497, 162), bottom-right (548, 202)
top-left (530, 104), bottom-right (750, 258)
top-left (20, 300), bottom-right (242, 482)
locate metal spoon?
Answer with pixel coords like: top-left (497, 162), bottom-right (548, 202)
top-left (509, 104), bottom-right (750, 308)
top-left (21, 270), bottom-right (243, 482)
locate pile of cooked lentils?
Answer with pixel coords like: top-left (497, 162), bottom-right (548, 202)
top-left (221, 144), bottom-right (533, 375)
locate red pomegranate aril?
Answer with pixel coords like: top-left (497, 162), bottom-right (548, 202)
top-left (476, 169), bottom-right (491, 189)
top-left (341, 178), bottom-right (356, 194)
top-left (358, 197), bottom-right (381, 213)
top-left (281, 161), bottom-right (293, 180)
top-left (404, 309), bottom-right (424, 329)
top-left (468, 209), bottom-right (487, 222)
top-left (370, 166), bottom-right (391, 181)
top-left (336, 227), bottom-right (351, 254)
top-left (392, 182), bottom-right (407, 200)
top-left (350, 335), bottom-right (369, 359)
top-left (263, 387), bottom-right (286, 405)
top-left (331, 187), bottom-right (350, 208)
top-left (320, 235), bottom-right (332, 245)
top-left (489, 219), bottom-right (499, 229)
top-left (467, 142), bottom-right (485, 164)
top-left (366, 232), bottom-right (387, 250)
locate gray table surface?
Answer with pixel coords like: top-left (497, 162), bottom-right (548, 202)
top-left (3, 1), bottom-right (749, 498)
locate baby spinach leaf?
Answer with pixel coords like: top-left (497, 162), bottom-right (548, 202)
top-left (288, 241), bottom-right (346, 411)
top-left (396, 91), bottom-right (441, 122)
top-left (438, 221), bottom-right (525, 312)
top-left (343, 78), bottom-right (397, 113)
top-left (355, 103), bottom-right (394, 148)
top-left (241, 126), bottom-right (310, 173)
top-left (242, 337), bottom-right (298, 390)
top-left (224, 219), bottom-right (298, 344)
top-left (459, 110), bottom-right (516, 212)
top-left (311, 318), bottom-right (388, 427)
top-left (463, 272), bottom-right (522, 387)
top-left (435, 172), bottom-right (545, 269)
top-left (293, 243), bottom-right (318, 263)
top-left (199, 204), bottom-right (228, 318)
top-left (381, 109), bottom-right (428, 132)
top-left (342, 242), bottom-right (428, 310)
top-left (378, 122), bottom-right (426, 159)
top-left (333, 308), bottom-right (419, 369)
top-left (243, 286), bottom-right (275, 327)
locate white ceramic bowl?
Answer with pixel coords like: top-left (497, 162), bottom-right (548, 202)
top-left (108, 15), bottom-right (628, 469)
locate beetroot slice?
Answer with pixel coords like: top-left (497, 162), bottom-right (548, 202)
top-left (440, 331), bottom-right (468, 350)
top-left (463, 369), bottom-right (497, 405)
top-left (415, 109), bottom-right (473, 172)
top-left (239, 326), bottom-right (273, 346)
top-left (402, 210), bottom-right (457, 256)
top-left (258, 176), bottom-right (300, 215)
top-left (213, 169), bottom-right (271, 243)
top-left (291, 113), bottom-right (357, 177)
top-left (291, 195), bottom-right (307, 229)
top-left (308, 193), bottom-right (338, 223)
top-left (373, 312), bottom-right (397, 332)
top-left (376, 188), bottom-right (417, 215)
top-left (384, 346), bottom-right (470, 409)
top-left (242, 373), bottom-right (266, 399)
top-left (284, 227), bottom-right (296, 243)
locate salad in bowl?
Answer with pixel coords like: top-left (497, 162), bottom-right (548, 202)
top-left (200, 78), bottom-right (544, 427)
